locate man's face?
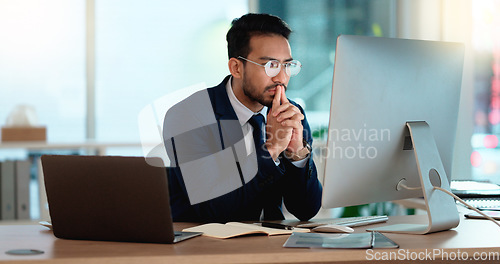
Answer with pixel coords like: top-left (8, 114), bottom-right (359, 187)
top-left (241, 34), bottom-right (293, 107)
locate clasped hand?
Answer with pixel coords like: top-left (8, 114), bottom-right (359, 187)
top-left (265, 85), bottom-right (304, 161)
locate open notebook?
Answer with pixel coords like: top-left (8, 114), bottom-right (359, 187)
top-left (183, 222), bottom-right (310, 239)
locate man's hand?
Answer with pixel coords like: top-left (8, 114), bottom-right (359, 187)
top-left (265, 85), bottom-right (304, 161)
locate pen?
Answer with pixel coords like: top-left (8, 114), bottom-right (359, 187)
top-left (260, 222), bottom-right (294, 230)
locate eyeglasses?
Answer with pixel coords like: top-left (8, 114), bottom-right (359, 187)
top-left (237, 56), bottom-right (302, 77)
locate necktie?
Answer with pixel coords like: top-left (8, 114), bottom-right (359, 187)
top-left (249, 114), bottom-right (283, 220)
top-left (248, 114), bottom-right (265, 153)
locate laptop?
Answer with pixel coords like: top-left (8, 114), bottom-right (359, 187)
top-left (451, 180), bottom-right (500, 198)
top-left (41, 155), bottom-right (202, 244)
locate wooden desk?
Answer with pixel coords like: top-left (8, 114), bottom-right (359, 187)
top-left (0, 215), bottom-right (499, 264)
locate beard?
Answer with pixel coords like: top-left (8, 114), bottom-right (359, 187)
top-left (241, 75), bottom-right (287, 107)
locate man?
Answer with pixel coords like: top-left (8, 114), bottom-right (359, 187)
top-left (163, 13), bottom-right (322, 222)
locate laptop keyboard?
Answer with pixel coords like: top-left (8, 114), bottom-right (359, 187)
top-left (459, 198), bottom-right (500, 211)
top-left (296, 215), bottom-right (389, 228)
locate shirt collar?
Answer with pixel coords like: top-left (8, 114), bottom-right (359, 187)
top-left (226, 77), bottom-right (268, 126)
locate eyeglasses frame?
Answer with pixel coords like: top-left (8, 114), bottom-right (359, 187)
top-left (237, 56), bottom-right (302, 77)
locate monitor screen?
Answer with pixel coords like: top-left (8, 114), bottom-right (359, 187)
top-left (322, 35), bottom-right (465, 210)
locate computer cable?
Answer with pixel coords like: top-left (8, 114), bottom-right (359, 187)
top-left (398, 183), bottom-right (500, 229)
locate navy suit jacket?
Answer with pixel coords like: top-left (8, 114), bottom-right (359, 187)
top-left (164, 76), bottom-right (322, 222)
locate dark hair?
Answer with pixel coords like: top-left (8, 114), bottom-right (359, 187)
top-left (226, 13), bottom-right (292, 60)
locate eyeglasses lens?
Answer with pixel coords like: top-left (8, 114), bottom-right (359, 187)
top-left (264, 60), bottom-right (301, 77)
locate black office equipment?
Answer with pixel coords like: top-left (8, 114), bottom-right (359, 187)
top-left (41, 155), bottom-right (201, 244)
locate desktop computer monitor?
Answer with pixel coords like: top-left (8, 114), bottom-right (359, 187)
top-left (322, 35), bottom-right (465, 234)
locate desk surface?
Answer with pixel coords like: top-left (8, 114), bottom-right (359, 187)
top-left (1, 215), bottom-right (499, 264)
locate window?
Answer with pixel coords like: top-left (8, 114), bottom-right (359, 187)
top-left (0, 0), bottom-right (248, 158)
top-left (0, 0), bottom-right (86, 145)
top-left (258, 0), bottom-right (395, 135)
top-left (471, 0), bottom-right (500, 183)
top-left (95, 0), bottom-right (248, 150)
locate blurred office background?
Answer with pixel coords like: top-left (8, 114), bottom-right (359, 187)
top-left (0, 0), bottom-right (499, 218)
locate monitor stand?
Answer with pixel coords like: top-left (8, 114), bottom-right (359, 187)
top-left (368, 121), bottom-right (460, 234)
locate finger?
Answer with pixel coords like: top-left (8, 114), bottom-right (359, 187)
top-left (281, 110), bottom-right (304, 124)
top-left (272, 86), bottom-right (283, 116)
top-left (272, 85), bottom-right (282, 111)
top-left (288, 111), bottom-right (304, 122)
top-left (273, 102), bottom-right (289, 117)
top-left (279, 85), bottom-right (289, 104)
top-left (277, 110), bottom-right (297, 122)
top-left (280, 119), bottom-right (303, 129)
top-left (276, 105), bottom-right (302, 122)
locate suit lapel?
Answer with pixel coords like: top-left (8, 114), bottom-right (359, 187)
top-left (208, 75), bottom-right (238, 121)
